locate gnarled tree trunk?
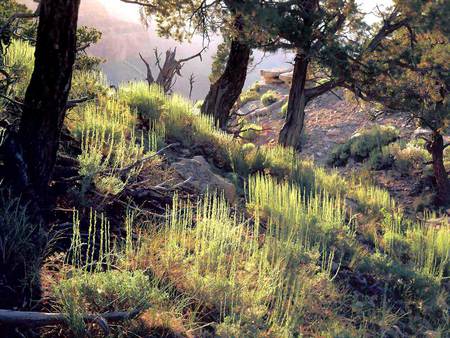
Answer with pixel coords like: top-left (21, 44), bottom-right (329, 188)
top-left (427, 132), bottom-right (449, 205)
top-left (279, 52), bottom-right (309, 150)
top-left (201, 38), bottom-right (251, 129)
top-left (18, 0), bottom-right (81, 204)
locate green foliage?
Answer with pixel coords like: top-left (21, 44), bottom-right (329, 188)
top-left (147, 192), bottom-right (344, 336)
top-left (0, 190), bottom-right (46, 307)
top-left (118, 82), bottom-right (165, 120)
top-left (239, 82), bottom-right (261, 106)
top-left (328, 126), bottom-right (399, 166)
top-left (72, 97), bottom-right (164, 197)
top-left (3, 39), bottom-right (34, 98)
top-left (239, 123), bottom-right (262, 141)
top-left (209, 40), bottom-right (230, 83)
top-left (74, 26), bottom-right (104, 72)
top-left (280, 101), bottom-right (288, 118)
top-left (260, 89), bottom-right (279, 106)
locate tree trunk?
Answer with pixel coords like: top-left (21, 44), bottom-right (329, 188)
top-left (18, 0), bottom-right (81, 204)
top-left (201, 38), bottom-right (251, 129)
top-left (427, 132), bottom-right (449, 206)
top-left (279, 52), bottom-right (309, 150)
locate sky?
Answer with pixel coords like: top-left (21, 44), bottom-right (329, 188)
top-left (98, 0), bottom-right (394, 25)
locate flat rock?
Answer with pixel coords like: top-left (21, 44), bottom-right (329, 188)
top-left (260, 68), bottom-right (292, 78)
top-left (279, 71), bottom-right (293, 85)
top-left (171, 156), bottom-right (237, 203)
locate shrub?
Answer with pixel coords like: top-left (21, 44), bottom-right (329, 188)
top-left (367, 148), bottom-right (394, 170)
top-left (328, 125), bottom-right (399, 166)
top-left (240, 89), bottom-right (260, 106)
top-left (0, 190), bottom-right (46, 308)
top-left (240, 123), bottom-right (262, 141)
top-left (54, 270), bottom-right (168, 336)
top-left (280, 101), bottom-right (288, 118)
top-left (118, 82), bottom-right (165, 120)
top-left (388, 141), bottom-right (430, 174)
top-left (3, 39), bottom-right (34, 98)
top-left (239, 82), bottom-right (261, 106)
top-left (260, 90), bottom-right (279, 106)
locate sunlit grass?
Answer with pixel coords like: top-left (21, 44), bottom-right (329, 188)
top-left (3, 39), bottom-right (34, 97)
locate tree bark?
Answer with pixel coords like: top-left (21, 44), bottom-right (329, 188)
top-left (427, 132), bottom-right (450, 206)
top-left (201, 38), bottom-right (251, 129)
top-left (18, 0), bottom-right (81, 203)
top-left (279, 52), bottom-right (309, 150)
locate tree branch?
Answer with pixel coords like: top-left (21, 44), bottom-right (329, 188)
top-left (120, 0), bottom-right (157, 9)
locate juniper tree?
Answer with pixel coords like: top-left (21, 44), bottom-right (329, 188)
top-left (122, 0), bottom-right (259, 128)
top-left (245, 0), bottom-right (402, 150)
top-left (347, 0), bottom-right (450, 205)
top-left (18, 0), bottom-right (81, 203)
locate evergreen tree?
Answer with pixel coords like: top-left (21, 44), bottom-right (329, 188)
top-left (122, 0), bottom-right (258, 128)
top-left (347, 0), bottom-right (450, 205)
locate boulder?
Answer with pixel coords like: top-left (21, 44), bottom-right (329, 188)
top-left (171, 156), bottom-right (237, 203)
top-left (260, 68), bottom-right (292, 84)
top-left (279, 71), bottom-right (293, 85)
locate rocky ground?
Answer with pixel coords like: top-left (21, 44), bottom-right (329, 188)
top-left (238, 72), bottom-right (449, 212)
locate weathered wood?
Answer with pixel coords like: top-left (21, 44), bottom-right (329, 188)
top-left (18, 0), bottom-right (81, 202)
top-left (0, 308), bottom-right (143, 335)
top-left (201, 38), bottom-right (251, 129)
top-left (279, 52), bottom-right (309, 150)
top-left (427, 132), bottom-right (450, 205)
top-left (139, 48), bottom-right (205, 93)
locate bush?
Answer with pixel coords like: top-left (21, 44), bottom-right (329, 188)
top-left (367, 148), bottom-right (394, 170)
top-left (260, 90), bottom-right (279, 106)
top-left (388, 141), bottom-right (430, 174)
top-left (118, 82), bottom-right (165, 120)
top-left (3, 39), bottom-right (34, 98)
top-left (0, 190), bottom-right (46, 308)
top-left (53, 270), bottom-right (168, 335)
top-left (279, 101), bottom-right (288, 117)
top-left (328, 125), bottom-right (399, 166)
top-left (239, 84), bottom-right (261, 106)
top-left (240, 123), bottom-right (262, 141)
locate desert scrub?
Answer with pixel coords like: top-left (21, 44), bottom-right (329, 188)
top-left (239, 82), bottom-right (261, 106)
top-left (240, 123), bottom-right (263, 141)
top-left (0, 190), bottom-right (46, 308)
top-left (279, 101), bottom-right (288, 117)
top-left (3, 39), bottom-right (34, 98)
top-left (328, 125), bottom-right (399, 166)
top-left (73, 98), bottom-right (164, 196)
top-left (141, 192), bottom-right (345, 336)
top-left (260, 90), bottom-right (279, 106)
top-left (387, 141), bottom-right (430, 174)
top-left (118, 82), bottom-right (165, 120)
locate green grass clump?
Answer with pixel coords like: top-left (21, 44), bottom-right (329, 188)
top-left (143, 191), bottom-right (346, 336)
top-left (387, 141), bottom-right (431, 174)
top-left (239, 82), bottom-right (261, 106)
top-left (0, 190), bottom-right (46, 307)
top-left (3, 39), bottom-right (34, 98)
top-left (328, 125), bottom-right (399, 166)
top-left (260, 90), bottom-right (279, 106)
top-left (240, 123), bottom-right (262, 141)
top-left (118, 82), bottom-right (165, 120)
top-left (72, 97), bottom-right (164, 196)
top-left (280, 101), bottom-right (288, 117)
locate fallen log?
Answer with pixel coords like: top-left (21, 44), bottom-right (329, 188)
top-left (0, 308), bottom-right (142, 335)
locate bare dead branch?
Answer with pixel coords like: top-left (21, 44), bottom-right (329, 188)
top-left (0, 307), bottom-right (144, 333)
top-left (189, 73), bottom-right (196, 99)
top-left (66, 96), bottom-right (94, 109)
top-left (120, 0), bottom-right (157, 9)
